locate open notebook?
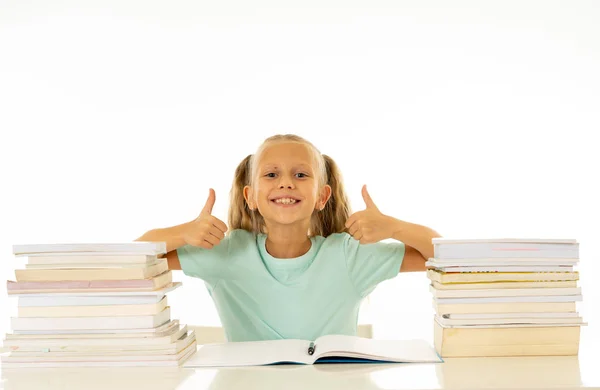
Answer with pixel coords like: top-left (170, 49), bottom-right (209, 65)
top-left (183, 335), bottom-right (443, 367)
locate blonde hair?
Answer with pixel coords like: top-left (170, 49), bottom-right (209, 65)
top-left (228, 134), bottom-right (352, 237)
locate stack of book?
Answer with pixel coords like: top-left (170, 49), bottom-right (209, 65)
top-left (2, 242), bottom-right (197, 368)
top-left (426, 238), bottom-right (585, 358)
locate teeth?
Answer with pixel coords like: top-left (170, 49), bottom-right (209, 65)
top-left (274, 198), bottom-right (297, 204)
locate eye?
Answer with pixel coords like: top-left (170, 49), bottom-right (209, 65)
top-left (264, 172), bottom-right (308, 178)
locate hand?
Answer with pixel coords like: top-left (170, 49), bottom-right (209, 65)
top-left (344, 185), bottom-right (395, 244)
top-left (182, 188), bottom-right (229, 249)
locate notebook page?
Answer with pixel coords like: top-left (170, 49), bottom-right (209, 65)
top-left (183, 339), bottom-right (311, 367)
top-left (314, 335), bottom-right (442, 363)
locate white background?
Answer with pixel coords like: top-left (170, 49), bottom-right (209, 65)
top-left (1, 0), bottom-right (598, 362)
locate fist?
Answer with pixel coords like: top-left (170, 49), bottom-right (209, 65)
top-left (182, 188), bottom-right (229, 249)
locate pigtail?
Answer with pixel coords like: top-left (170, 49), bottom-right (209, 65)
top-left (310, 154), bottom-right (352, 237)
top-left (228, 154), bottom-right (266, 234)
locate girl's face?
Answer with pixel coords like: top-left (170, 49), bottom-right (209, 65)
top-left (244, 142), bottom-right (331, 229)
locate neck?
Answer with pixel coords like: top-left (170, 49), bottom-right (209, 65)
top-left (264, 223), bottom-right (312, 259)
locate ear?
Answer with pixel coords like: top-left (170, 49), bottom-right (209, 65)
top-left (243, 185), bottom-right (255, 210)
top-left (316, 185), bottom-right (332, 211)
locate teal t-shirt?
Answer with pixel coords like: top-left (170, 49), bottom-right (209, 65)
top-left (176, 229), bottom-right (405, 342)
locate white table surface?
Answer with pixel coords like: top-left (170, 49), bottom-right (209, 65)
top-left (1, 321), bottom-right (598, 390)
top-left (1, 346), bottom-right (599, 390)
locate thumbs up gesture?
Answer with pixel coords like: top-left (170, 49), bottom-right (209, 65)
top-left (344, 185), bottom-right (394, 244)
top-left (182, 188), bottom-right (229, 249)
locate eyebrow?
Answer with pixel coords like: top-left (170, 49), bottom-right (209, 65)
top-left (262, 164), bottom-right (311, 170)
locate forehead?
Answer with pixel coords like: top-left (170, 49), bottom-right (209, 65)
top-left (258, 142), bottom-right (315, 168)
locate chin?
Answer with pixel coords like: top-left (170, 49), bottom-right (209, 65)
top-left (267, 213), bottom-right (312, 226)
top-left (270, 218), bottom-right (306, 225)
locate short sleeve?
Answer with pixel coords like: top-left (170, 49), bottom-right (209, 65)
top-left (176, 232), bottom-right (233, 285)
top-left (343, 233), bottom-right (405, 298)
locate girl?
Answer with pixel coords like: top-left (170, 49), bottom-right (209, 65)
top-left (136, 134), bottom-right (441, 342)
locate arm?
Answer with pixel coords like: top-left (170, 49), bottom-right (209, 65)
top-left (135, 221), bottom-right (193, 271)
top-left (343, 185), bottom-right (441, 273)
top-left (134, 188), bottom-right (229, 272)
top-left (388, 217), bottom-right (442, 273)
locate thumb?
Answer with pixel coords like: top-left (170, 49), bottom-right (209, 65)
top-left (362, 184), bottom-right (379, 210)
top-left (200, 188), bottom-right (216, 216)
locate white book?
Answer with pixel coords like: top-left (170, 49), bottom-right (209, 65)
top-left (0, 342), bottom-right (197, 368)
top-left (433, 294), bottom-right (583, 305)
top-left (26, 254), bottom-right (159, 264)
top-left (429, 285), bottom-right (582, 298)
top-left (442, 312), bottom-right (581, 319)
top-left (183, 335), bottom-right (442, 367)
top-left (432, 238), bottom-right (579, 259)
top-left (426, 258), bottom-right (579, 266)
top-left (432, 238), bottom-right (578, 244)
top-left (436, 316), bottom-right (584, 326)
top-left (18, 296), bottom-right (168, 317)
top-left (3, 331), bottom-right (196, 359)
top-left (13, 242), bottom-right (167, 256)
top-left (11, 308), bottom-right (171, 331)
top-left (435, 249), bottom-right (578, 260)
top-left (18, 294), bottom-right (165, 307)
top-left (17, 294), bottom-right (164, 307)
top-left (434, 316), bottom-right (587, 329)
top-left (10, 282), bottom-right (181, 303)
top-left (24, 261), bottom-right (164, 270)
top-left (427, 265), bottom-right (574, 273)
top-left (431, 280), bottom-right (578, 290)
top-left (7, 320), bottom-right (179, 338)
top-left (3, 325), bottom-right (188, 349)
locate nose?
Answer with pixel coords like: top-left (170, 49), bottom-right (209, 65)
top-left (278, 174), bottom-right (295, 189)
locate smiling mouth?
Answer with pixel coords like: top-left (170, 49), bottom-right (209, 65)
top-left (271, 199), bottom-right (301, 206)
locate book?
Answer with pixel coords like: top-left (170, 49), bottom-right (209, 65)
top-left (433, 301), bottom-right (577, 315)
top-left (10, 308), bottom-right (171, 331)
top-left (430, 280), bottom-right (577, 290)
top-left (429, 285), bottom-right (582, 298)
top-left (12, 319), bottom-right (178, 335)
top-left (426, 265), bottom-right (574, 273)
top-left (0, 342), bottom-right (197, 368)
top-left (5, 320), bottom-right (180, 339)
top-left (3, 325), bottom-right (188, 349)
top-left (14, 260), bottom-right (168, 281)
top-left (3, 331), bottom-right (196, 357)
top-left (433, 319), bottom-right (581, 357)
top-left (427, 269), bottom-right (579, 284)
top-left (433, 238), bottom-right (578, 244)
top-left (442, 312), bottom-right (581, 319)
top-left (427, 257), bottom-right (579, 265)
top-left (26, 254), bottom-right (159, 264)
top-left (17, 296), bottom-right (168, 317)
top-left (12, 242), bottom-right (167, 256)
top-left (7, 271), bottom-right (172, 294)
top-left (432, 238), bottom-right (579, 259)
top-left (435, 316), bottom-right (584, 326)
top-left (17, 295), bottom-right (161, 307)
top-left (183, 335), bottom-right (443, 367)
top-left (11, 282), bottom-right (181, 304)
top-left (24, 261), bottom-right (164, 269)
top-left (432, 294), bottom-right (582, 305)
